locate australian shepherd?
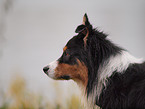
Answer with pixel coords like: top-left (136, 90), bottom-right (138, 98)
top-left (43, 14), bottom-right (145, 109)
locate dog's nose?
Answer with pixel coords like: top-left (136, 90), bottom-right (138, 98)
top-left (43, 66), bottom-right (49, 74)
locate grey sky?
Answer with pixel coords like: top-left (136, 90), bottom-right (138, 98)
top-left (0, 0), bottom-right (145, 102)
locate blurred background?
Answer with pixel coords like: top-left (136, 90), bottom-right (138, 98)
top-left (0, 0), bottom-right (145, 108)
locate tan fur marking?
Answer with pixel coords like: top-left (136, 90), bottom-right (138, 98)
top-left (63, 46), bottom-right (67, 52)
top-left (83, 28), bottom-right (89, 47)
top-left (55, 60), bottom-right (88, 87)
top-left (83, 15), bottom-right (86, 25)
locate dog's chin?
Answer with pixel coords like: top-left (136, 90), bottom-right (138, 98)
top-left (46, 72), bottom-right (57, 80)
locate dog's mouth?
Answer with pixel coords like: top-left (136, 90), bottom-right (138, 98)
top-left (58, 75), bottom-right (71, 80)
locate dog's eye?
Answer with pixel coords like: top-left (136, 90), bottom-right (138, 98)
top-left (64, 50), bottom-right (70, 56)
top-left (62, 53), bottom-right (70, 62)
top-left (66, 53), bottom-right (70, 56)
top-left (64, 50), bottom-right (71, 58)
top-left (65, 52), bottom-right (70, 58)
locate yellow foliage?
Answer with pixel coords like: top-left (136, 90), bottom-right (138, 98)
top-left (0, 74), bottom-right (84, 109)
top-left (67, 95), bottom-right (83, 109)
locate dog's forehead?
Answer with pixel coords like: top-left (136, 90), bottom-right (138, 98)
top-left (66, 35), bottom-right (84, 49)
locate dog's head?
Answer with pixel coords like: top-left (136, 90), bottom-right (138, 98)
top-left (43, 14), bottom-right (107, 87)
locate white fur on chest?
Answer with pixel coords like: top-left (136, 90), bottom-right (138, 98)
top-left (96, 51), bottom-right (143, 99)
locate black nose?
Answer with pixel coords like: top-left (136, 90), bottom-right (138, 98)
top-left (43, 66), bottom-right (49, 74)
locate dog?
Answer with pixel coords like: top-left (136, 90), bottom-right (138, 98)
top-left (43, 14), bottom-right (145, 109)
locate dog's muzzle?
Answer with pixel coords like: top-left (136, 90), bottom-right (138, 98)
top-left (43, 61), bottom-right (58, 78)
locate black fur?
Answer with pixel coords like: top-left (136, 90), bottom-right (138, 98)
top-left (86, 29), bottom-right (122, 97)
top-left (98, 62), bottom-right (145, 109)
top-left (58, 75), bottom-right (71, 80)
top-left (57, 14), bottom-right (145, 109)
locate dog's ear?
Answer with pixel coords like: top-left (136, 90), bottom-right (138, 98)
top-left (75, 13), bottom-right (90, 34)
top-left (75, 24), bottom-right (86, 33)
top-left (82, 13), bottom-right (90, 26)
top-left (82, 13), bottom-right (90, 47)
top-left (75, 13), bottom-right (91, 48)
